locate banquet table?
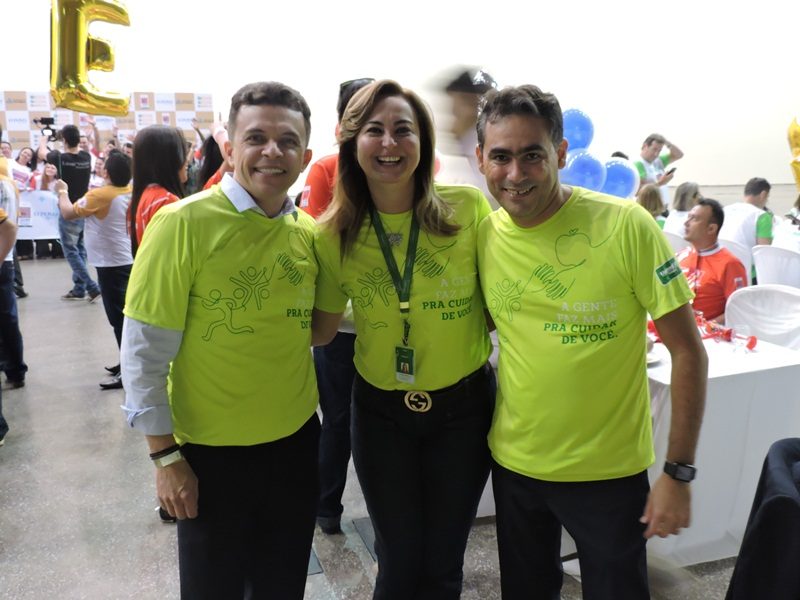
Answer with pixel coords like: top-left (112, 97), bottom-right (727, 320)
top-left (644, 337), bottom-right (800, 566)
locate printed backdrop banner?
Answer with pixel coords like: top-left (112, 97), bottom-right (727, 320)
top-left (0, 91), bottom-right (214, 149)
top-left (17, 191), bottom-right (60, 240)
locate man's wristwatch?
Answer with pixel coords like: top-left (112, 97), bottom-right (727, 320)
top-left (664, 461), bottom-right (697, 482)
top-left (152, 449), bottom-right (185, 469)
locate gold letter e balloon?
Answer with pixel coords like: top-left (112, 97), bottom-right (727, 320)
top-left (50, 0), bottom-right (130, 116)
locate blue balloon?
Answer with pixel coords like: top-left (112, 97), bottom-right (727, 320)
top-left (600, 159), bottom-right (640, 198)
top-left (562, 108), bottom-right (594, 151)
top-left (562, 150), bottom-right (606, 191)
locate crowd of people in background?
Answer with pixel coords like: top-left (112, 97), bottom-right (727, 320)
top-left (0, 69), bottom-right (799, 600)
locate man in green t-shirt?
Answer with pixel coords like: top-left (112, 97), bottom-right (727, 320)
top-left (474, 85), bottom-right (708, 600)
top-left (121, 82), bottom-right (319, 599)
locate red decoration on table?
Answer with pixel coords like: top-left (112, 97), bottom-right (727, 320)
top-left (702, 320), bottom-right (758, 350)
top-left (648, 314), bottom-right (758, 350)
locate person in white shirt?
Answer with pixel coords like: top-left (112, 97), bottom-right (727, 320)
top-left (55, 151), bottom-right (132, 390)
top-left (720, 177), bottom-right (773, 249)
top-left (10, 147), bottom-right (35, 192)
top-left (663, 181), bottom-right (702, 236)
top-left (436, 67), bottom-right (498, 206)
top-left (88, 156), bottom-right (106, 190)
top-left (634, 133), bottom-right (684, 209)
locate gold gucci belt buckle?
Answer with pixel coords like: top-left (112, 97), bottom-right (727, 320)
top-left (403, 390), bottom-right (432, 413)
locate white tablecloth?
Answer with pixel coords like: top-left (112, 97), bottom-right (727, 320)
top-left (645, 337), bottom-right (800, 566)
top-left (773, 218), bottom-right (800, 253)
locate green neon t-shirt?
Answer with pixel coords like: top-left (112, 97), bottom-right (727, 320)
top-left (125, 187), bottom-right (319, 445)
top-left (478, 187), bottom-right (694, 482)
top-left (315, 184), bottom-right (492, 390)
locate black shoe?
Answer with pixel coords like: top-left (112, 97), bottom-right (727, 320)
top-left (14, 288), bottom-right (28, 298)
top-left (157, 506), bottom-right (177, 523)
top-left (62, 290), bottom-right (86, 301)
top-left (5, 379), bottom-right (25, 390)
top-left (99, 374), bottom-right (123, 390)
top-left (316, 515), bottom-right (342, 535)
top-left (105, 364), bottom-right (121, 376)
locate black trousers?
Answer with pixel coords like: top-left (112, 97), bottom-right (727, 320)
top-left (492, 462), bottom-right (650, 600)
top-left (177, 415), bottom-right (320, 600)
top-left (314, 331), bottom-right (357, 520)
top-left (351, 364), bottom-right (495, 600)
top-left (0, 262), bottom-right (26, 382)
top-left (95, 264), bottom-right (131, 348)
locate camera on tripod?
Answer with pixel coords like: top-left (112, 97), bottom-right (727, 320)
top-left (33, 117), bottom-right (58, 139)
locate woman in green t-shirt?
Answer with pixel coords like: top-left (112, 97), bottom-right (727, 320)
top-left (312, 80), bottom-right (495, 599)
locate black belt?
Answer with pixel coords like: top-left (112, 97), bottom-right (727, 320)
top-left (354, 363), bottom-right (493, 414)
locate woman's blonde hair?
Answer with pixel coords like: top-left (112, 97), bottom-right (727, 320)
top-left (636, 183), bottom-right (664, 218)
top-left (673, 181), bottom-right (701, 211)
top-left (321, 80), bottom-right (458, 256)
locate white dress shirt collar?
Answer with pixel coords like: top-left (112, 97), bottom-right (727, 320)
top-left (220, 172), bottom-right (296, 218)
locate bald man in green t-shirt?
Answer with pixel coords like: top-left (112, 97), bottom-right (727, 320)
top-left (475, 85), bottom-right (708, 600)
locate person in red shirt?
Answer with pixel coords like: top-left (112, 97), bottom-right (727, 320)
top-left (679, 198), bottom-right (747, 322)
top-left (300, 78), bottom-right (374, 219)
top-left (127, 126), bottom-right (188, 256)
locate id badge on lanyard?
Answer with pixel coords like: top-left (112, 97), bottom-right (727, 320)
top-left (395, 345), bottom-right (415, 384)
top-left (369, 206), bottom-right (420, 384)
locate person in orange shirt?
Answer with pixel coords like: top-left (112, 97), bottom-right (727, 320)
top-left (300, 78), bottom-right (374, 219)
top-left (679, 198), bottom-right (747, 323)
top-left (300, 77), bottom-right (373, 535)
top-left (127, 126), bottom-right (188, 256)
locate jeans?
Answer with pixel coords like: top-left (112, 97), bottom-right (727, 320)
top-left (492, 463), bottom-right (650, 600)
top-left (12, 253), bottom-right (23, 290)
top-left (313, 331), bottom-right (357, 520)
top-left (0, 262), bottom-right (27, 382)
top-left (177, 415), bottom-right (320, 599)
top-left (351, 364), bottom-right (495, 600)
top-left (96, 265), bottom-right (132, 348)
top-left (58, 216), bottom-right (99, 296)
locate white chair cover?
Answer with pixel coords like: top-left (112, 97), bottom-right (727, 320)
top-left (752, 246), bottom-right (800, 288)
top-left (719, 238), bottom-right (753, 280)
top-left (661, 230), bottom-right (690, 254)
top-left (725, 285), bottom-right (800, 350)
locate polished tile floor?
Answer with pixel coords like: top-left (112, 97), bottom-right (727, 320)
top-left (0, 259), bottom-right (739, 599)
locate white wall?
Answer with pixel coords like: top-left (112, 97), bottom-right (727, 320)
top-left (9, 0), bottom-right (800, 185)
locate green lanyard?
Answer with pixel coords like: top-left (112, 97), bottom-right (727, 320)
top-left (369, 205), bottom-right (420, 346)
